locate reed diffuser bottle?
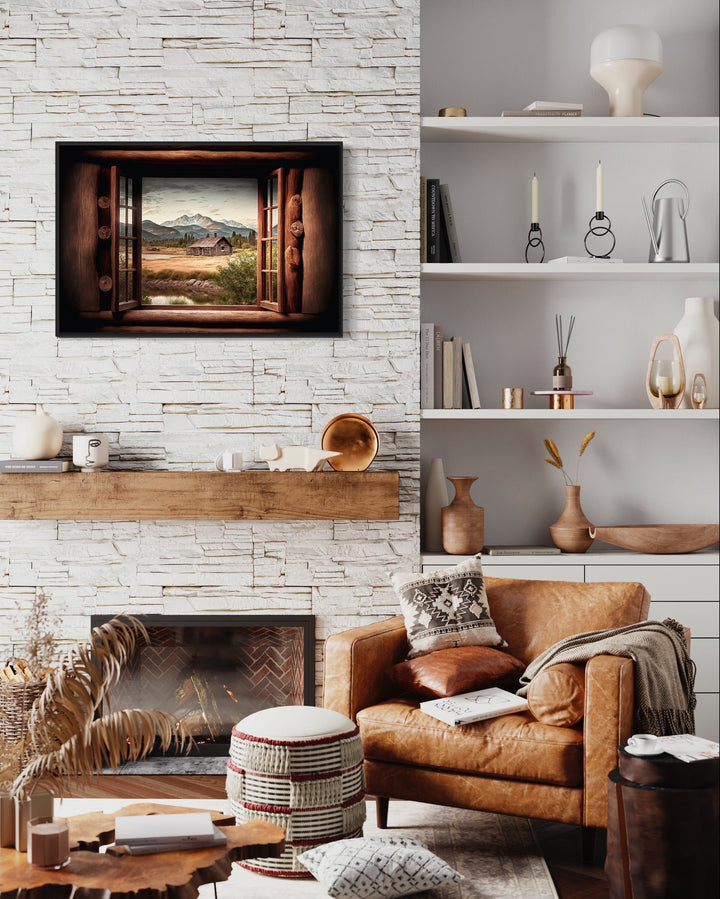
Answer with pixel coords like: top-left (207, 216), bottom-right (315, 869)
top-left (552, 314), bottom-right (575, 390)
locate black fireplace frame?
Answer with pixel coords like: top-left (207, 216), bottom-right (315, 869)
top-left (91, 613), bottom-right (315, 757)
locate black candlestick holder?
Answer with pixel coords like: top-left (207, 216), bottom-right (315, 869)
top-left (584, 210), bottom-right (616, 259)
top-left (525, 222), bottom-right (545, 263)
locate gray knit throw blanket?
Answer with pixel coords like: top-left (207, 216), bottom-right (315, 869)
top-left (517, 618), bottom-right (696, 736)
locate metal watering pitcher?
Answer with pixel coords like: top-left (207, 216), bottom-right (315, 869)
top-left (642, 179), bottom-right (690, 262)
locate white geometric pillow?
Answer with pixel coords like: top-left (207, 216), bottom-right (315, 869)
top-left (391, 554), bottom-right (506, 658)
top-left (298, 836), bottom-right (463, 898)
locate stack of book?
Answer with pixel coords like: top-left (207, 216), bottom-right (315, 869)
top-left (114, 812), bottom-right (227, 855)
top-left (421, 324), bottom-right (481, 410)
top-left (421, 178), bottom-right (461, 263)
top-left (501, 100), bottom-right (583, 117)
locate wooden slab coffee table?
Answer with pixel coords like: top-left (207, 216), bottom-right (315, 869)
top-left (0, 802), bottom-right (285, 898)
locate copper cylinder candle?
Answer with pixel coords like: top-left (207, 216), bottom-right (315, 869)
top-left (502, 388), bottom-right (524, 409)
top-left (27, 817), bottom-right (70, 869)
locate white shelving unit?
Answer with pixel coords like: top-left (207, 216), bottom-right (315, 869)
top-left (421, 116), bottom-right (719, 143)
top-left (420, 1), bottom-right (719, 738)
top-left (421, 409), bottom-right (720, 421)
top-left (422, 262), bottom-right (719, 281)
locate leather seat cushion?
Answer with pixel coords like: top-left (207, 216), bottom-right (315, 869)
top-left (357, 699), bottom-right (583, 788)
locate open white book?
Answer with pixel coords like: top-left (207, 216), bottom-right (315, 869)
top-left (420, 687), bottom-right (528, 726)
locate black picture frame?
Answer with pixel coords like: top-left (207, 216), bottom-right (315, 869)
top-left (56, 141), bottom-right (342, 337)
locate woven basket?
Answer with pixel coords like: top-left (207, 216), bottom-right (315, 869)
top-left (0, 678), bottom-right (45, 744)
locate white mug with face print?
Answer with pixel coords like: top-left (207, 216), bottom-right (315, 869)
top-left (73, 435), bottom-right (109, 472)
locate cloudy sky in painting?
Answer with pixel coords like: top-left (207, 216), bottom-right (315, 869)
top-left (143, 178), bottom-right (258, 227)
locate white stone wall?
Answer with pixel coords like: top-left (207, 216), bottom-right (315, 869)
top-left (0, 0), bottom-right (421, 691)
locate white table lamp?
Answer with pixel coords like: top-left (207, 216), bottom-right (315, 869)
top-left (590, 25), bottom-right (662, 117)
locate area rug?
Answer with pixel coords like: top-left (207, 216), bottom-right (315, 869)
top-left (203, 800), bottom-right (559, 899)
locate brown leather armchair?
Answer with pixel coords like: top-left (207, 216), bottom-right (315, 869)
top-left (323, 577), bottom-right (652, 843)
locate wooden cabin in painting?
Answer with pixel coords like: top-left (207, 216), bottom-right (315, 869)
top-left (187, 234), bottom-right (232, 256)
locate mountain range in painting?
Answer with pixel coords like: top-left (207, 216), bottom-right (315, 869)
top-left (142, 212), bottom-right (256, 242)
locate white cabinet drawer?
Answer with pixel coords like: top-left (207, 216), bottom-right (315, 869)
top-left (585, 565), bottom-right (719, 601)
top-left (649, 601), bottom-right (719, 638)
top-left (482, 565), bottom-right (585, 581)
top-left (694, 693), bottom-right (719, 742)
top-left (692, 638), bottom-right (719, 693)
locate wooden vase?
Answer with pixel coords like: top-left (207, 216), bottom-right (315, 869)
top-left (441, 477), bottom-right (484, 554)
top-left (549, 485), bottom-right (593, 553)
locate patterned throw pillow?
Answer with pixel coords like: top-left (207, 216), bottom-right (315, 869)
top-left (390, 555), bottom-right (506, 658)
top-left (298, 836), bottom-right (463, 898)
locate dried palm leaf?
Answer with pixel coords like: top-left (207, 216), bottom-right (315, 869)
top-left (579, 431), bottom-right (596, 456)
top-left (12, 708), bottom-right (188, 799)
top-left (544, 438), bottom-right (563, 467)
top-left (544, 458), bottom-right (563, 470)
top-left (11, 615), bottom-right (189, 800)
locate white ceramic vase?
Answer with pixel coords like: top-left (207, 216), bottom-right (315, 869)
top-left (424, 458), bottom-right (449, 552)
top-left (12, 408), bottom-right (63, 460)
top-left (673, 297), bottom-right (719, 408)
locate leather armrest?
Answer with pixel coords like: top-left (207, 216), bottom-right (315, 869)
top-left (582, 654), bottom-right (635, 829)
top-left (322, 616), bottom-right (408, 721)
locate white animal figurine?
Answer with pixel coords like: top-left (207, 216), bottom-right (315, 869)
top-left (259, 444), bottom-right (342, 472)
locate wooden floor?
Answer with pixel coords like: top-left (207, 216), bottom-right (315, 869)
top-left (75, 775), bottom-right (610, 899)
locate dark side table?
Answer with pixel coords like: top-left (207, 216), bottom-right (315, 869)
top-left (605, 746), bottom-right (719, 899)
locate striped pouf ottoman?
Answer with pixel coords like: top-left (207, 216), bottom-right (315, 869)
top-left (226, 705), bottom-right (366, 877)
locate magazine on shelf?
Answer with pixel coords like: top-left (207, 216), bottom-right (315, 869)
top-left (420, 687), bottom-right (529, 726)
top-left (548, 256), bottom-right (623, 264)
top-left (524, 100), bottom-right (583, 111)
top-left (483, 545), bottom-right (561, 556)
top-left (420, 175), bottom-right (427, 263)
top-left (501, 109), bottom-right (581, 117)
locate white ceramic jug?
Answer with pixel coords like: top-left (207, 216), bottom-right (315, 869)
top-left (673, 297), bottom-right (719, 408)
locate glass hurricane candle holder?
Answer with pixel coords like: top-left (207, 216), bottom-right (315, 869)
top-left (646, 334), bottom-right (685, 410)
top-left (691, 373), bottom-right (708, 409)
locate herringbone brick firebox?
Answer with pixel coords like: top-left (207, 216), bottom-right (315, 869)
top-left (92, 615), bottom-right (315, 769)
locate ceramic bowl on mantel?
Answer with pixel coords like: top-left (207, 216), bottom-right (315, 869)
top-left (588, 524), bottom-right (719, 554)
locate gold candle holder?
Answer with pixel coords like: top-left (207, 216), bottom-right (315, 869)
top-left (438, 107), bottom-right (467, 117)
top-left (502, 387), bottom-right (524, 409)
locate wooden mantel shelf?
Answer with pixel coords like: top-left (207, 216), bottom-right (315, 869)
top-left (0, 471), bottom-right (400, 521)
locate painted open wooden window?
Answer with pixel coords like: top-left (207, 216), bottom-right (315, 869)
top-left (258, 168), bottom-right (286, 313)
top-left (56, 142), bottom-right (341, 336)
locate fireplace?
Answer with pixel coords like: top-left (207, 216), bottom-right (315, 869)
top-left (92, 614), bottom-right (314, 771)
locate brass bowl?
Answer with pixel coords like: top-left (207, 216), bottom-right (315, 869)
top-left (588, 524), bottom-right (719, 554)
top-left (321, 414), bottom-right (379, 472)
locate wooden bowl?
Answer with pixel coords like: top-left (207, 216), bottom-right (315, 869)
top-left (588, 524), bottom-right (719, 554)
top-left (321, 414), bottom-right (379, 471)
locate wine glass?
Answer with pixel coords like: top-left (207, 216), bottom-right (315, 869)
top-left (649, 359), bottom-right (683, 409)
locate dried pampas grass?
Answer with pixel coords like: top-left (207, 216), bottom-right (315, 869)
top-left (10, 614), bottom-right (189, 800)
top-left (543, 432), bottom-right (597, 486)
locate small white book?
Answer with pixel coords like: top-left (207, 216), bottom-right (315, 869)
top-left (524, 100), bottom-right (583, 111)
top-left (420, 687), bottom-right (529, 726)
top-left (115, 812), bottom-right (216, 847)
top-left (548, 255), bottom-right (623, 264)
